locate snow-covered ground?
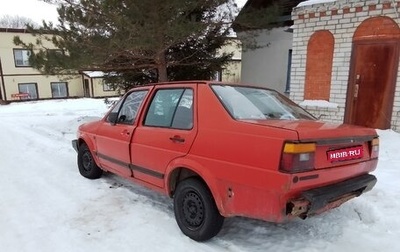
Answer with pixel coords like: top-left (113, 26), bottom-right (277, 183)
top-left (1, 98), bottom-right (399, 252)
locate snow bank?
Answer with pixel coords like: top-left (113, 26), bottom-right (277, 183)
top-left (0, 98), bottom-right (399, 252)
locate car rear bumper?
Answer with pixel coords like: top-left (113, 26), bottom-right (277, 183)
top-left (287, 173), bottom-right (377, 218)
top-left (72, 139), bottom-right (78, 152)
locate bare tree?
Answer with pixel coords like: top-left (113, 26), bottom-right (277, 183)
top-left (0, 15), bottom-right (38, 29)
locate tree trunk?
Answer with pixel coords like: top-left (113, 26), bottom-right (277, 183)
top-left (157, 51), bottom-right (168, 82)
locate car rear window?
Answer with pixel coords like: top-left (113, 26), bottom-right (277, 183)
top-left (211, 84), bottom-right (315, 120)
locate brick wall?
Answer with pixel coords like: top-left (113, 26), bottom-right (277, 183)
top-left (291, 0), bottom-right (400, 131)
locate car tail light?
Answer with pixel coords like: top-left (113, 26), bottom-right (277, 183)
top-left (370, 137), bottom-right (379, 159)
top-left (280, 143), bottom-right (316, 173)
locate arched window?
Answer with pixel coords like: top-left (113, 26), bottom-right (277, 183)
top-left (304, 30), bottom-right (334, 100)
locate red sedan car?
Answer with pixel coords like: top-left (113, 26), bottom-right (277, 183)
top-left (73, 81), bottom-right (378, 241)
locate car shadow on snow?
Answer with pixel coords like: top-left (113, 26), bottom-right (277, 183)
top-left (99, 173), bottom-right (378, 248)
top-left (100, 173), bottom-right (174, 212)
top-left (218, 199), bottom-right (378, 250)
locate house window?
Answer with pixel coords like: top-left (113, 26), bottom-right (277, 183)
top-left (51, 82), bottom-right (68, 98)
top-left (103, 81), bottom-right (115, 91)
top-left (18, 83), bottom-right (38, 100)
top-left (285, 49), bottom-right (292, 94)
top-left (47, 49), bottom-right (63, 56)
top-left (214, 70), bottom-right (223, 81)
top-left (14, 49), bottom-right (32, 67)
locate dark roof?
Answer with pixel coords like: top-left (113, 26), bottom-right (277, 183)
top-left (233, 0), bottom-right (303, 32)
top-left (0, 28), bottom-right (30, 33)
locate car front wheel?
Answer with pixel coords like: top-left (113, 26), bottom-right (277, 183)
top-left (77, 143), bottom-right (103, 179)
top-left (173, 178), bottom-right (224, 241)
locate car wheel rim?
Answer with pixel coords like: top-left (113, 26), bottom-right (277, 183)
top-left (82, 151), bottom-right (93, 171)
top-left (182, 191), bottom-right (204, 229)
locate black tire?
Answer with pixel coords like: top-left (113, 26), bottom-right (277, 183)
top-left (174, 178), bottom-right (224, 241)
top-left (77, 143), bottom-right (103, 179)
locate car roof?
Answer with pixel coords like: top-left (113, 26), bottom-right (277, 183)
top-left (129, 80), bottom-right (276, 92)
top-left (141, 80), bottom-right (214, 86)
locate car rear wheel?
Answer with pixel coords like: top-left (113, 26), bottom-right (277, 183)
top-left (173, 178), bottom-right (224, 241)
top-left (77, 143), bottom-right (103, 179)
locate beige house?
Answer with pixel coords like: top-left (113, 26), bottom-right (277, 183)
top-left (81, 71), bottom-right (122, 98)
top-left (0, 28), bottom-right (241, 102)
top-left (0, 28), bottom-right (119, 102)
top-left (215, 38), bottom-right (242, 83)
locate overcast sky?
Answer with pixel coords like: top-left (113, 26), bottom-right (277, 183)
top-left (0, 0), bottom-right (248, 25)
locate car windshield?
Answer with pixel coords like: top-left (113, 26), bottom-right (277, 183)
top-left (211, 84), bottom-right (315, 120)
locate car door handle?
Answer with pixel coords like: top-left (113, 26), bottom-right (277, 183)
top-left (121, 129), bottom-right (130, 136)
top-left (169, 135), bottom-right (185, 143)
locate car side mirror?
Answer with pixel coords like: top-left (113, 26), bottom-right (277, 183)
top-left (108, 112), bottom-right (118, 125)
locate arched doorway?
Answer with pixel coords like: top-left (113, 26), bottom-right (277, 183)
top-left (345, 17), bottom-right (400, 129)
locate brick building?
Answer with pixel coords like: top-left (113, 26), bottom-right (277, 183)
top-left (291, 0), bottom-right (400, 130)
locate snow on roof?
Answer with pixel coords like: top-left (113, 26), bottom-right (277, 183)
top-left (82, 71), bottom-right (105, 78)
top-left (297, 0), bottom-right (336, 7)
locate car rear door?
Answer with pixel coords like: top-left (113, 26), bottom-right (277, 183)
top-left (130, 84), bottom-right (197, 188)
top-left (95, 89), bottom-right (150, 177)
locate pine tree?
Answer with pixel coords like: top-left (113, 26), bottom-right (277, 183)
top-left (14, 0), bottom-right (238, 89)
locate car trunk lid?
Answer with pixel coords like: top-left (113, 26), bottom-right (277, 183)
top-left (240, 119), bottom-right (378, 169)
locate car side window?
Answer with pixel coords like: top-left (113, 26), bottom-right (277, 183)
top-left (109, 100), bottom-right (121, 113)
top-left (114, 90), bottom-right (148, 125)
top-left (144, 88), bottom-right (193, 130)
top-left (172, 89), bottom-right (193, 129)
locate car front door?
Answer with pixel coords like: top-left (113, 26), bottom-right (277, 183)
top-left (130, 84), bottom-right (197, 188)
top-left (95, 89), bottom-right (149, 177)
